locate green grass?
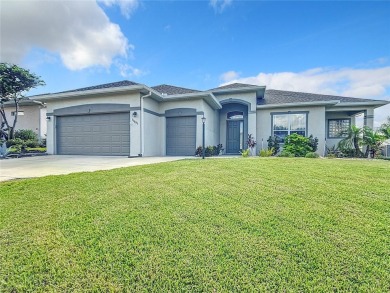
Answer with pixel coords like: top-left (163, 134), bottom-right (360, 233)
top-left (1, 158), bottom-right (389, 292)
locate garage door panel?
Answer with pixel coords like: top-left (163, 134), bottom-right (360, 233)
top-left (57, 112), bottom-right (130, 156)
top-left (166, 116), bottom-right (196, 156)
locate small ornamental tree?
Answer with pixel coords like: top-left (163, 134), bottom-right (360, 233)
top-left (267, 135), bottom-right (281, 155)
top-left (379, 116), bottom-right (390, 139)
top-left (0, 63), bottom-right (45, 141)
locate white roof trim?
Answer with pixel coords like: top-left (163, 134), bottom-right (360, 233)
top-left (163, 92), bottom-right (222, 109)
top-left (33, 85), bottom-right (163, 101)
top-left (333, 101), bottom-right (389, 107)
top-left (210, 85), bottom-right (265, 95)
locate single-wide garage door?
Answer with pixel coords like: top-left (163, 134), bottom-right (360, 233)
top-left (166, 116), bottom-right (196, 156)
top-left (57, 112), bottom-right (130, 156)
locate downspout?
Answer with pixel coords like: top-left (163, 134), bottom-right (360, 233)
top-left (31, 100), bottom-right (46, 140)
top-left (140, 91), bottom-right (152, 156)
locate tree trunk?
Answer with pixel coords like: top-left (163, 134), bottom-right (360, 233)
top-left (10, 98), bottom-right (19, 139)
top-left (353, 137), bottom-right (360, 157)
top-left (0, 104), bottom-right (11, 140)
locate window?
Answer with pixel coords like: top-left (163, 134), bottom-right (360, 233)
top-left (272, 112), bottom-right (307, 141)
top-left (328, 119), bottom-right (350, 138)
top-left (11, 111), bottom-right (24, 116)
top-left (227, 111), bottom-right (244, 120)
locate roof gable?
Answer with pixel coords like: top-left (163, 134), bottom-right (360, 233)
top-left (208, 83), bottom-right (259, 91)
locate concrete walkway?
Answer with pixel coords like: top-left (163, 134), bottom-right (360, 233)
top-left (0, 155), bottom-right (186, 182)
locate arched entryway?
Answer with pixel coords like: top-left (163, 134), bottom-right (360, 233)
top-left (219, 102), bottom-right (249, 154)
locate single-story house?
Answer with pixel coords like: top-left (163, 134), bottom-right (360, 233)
top-left (34, 80), bottom-right (389, 156)
top-left (0, 99), bottom-right (47, 140)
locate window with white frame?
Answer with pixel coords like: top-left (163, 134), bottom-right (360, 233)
top-left (11, 111), bottom-right (24, 116)
top-left (272, 112), bottom-right (307, 141)
top-left (328, 119), bottom-right (350, 138)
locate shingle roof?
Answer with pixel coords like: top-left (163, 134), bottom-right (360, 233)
top-left (260, 89), bottom-right (381, 105)
top-left (151, 84), bottom-right (200, 95)
top-left (208, 83), bottom-right (259, 91)
top-left (58, 80), bottom-right (139, 94)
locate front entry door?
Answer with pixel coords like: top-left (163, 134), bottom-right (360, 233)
top-left (227, 120), bottom-right (242, 153)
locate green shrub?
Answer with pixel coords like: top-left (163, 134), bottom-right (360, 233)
top-left (305, 152), bottom-right (319, 158)
top-left (14, 129), bottom-right (38, 141)
top-left (326, 154), bottom-right (337, 159)
top-left (195, 144), bottom-right (224, 157)
top-left (259, 148), bottom-right (273, 157)
top-left (25, 139), bottom-right (39, 148)
top-left (241, 149), bottom-right (250, 157)
top-left (267, 136), bottom-right (281, 155)
top-left (6, 138), bottom-right (24, 148)
top-left (283, 133), bottom-right (314, 157)
top-left (278, 150), bottom-right (295, 157)
top-left (39, 138), bottom-right (47, 148)
top-left (308, 135), bottom-right (319, 152)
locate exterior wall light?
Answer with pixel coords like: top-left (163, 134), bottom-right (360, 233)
top-left (132, 112), bottom-right (137, 118)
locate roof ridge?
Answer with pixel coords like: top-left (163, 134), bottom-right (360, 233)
top-left (57, 80), bottom-right (139, 94)
top-left (265, 88), bottom-right (379, 101)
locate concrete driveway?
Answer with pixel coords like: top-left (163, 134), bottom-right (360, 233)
top-left (0, 155), bottom-right (186, 182)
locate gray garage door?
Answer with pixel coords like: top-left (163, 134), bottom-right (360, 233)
top-left (57, 112), bottom-right (130, 156)
top-left (166, 116), bottom-right (196, 156)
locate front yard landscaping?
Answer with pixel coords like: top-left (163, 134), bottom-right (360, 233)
top-left (0, 158), bottom-right (389, 291)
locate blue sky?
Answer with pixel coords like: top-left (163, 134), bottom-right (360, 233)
top-left (1, 0), bottom-right (390, 124)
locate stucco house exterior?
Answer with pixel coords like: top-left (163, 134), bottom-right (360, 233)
top-left (34, 80), bottom-right (389, 156)
top-left (0, 99), bottom-right (47, 140)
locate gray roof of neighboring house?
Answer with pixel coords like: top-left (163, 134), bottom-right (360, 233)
top-left (260, 89), bottom-right (383, 105)
top-left (58, 80), bottom-right (139, 94)
top-left (151, 84), bottom-right (200, 96)
top-left (208, 83), bottom-right (259, 91)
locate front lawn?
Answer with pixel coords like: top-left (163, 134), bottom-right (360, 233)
top-left (0, 158), bottom-right (389, 291)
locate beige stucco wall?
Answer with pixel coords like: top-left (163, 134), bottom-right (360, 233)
top-left (201, 100), bottom-right (219, 148)
top-left (143, 98), bottom-right (163, 156)
top-left (1, 105), bottom-right (46, 140)
top-left (215, 92), bottom-right (257, 112)
top-left (257, 106), bottom-right (326, 155)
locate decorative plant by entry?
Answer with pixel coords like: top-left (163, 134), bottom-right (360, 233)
top-left (247, 134), bottom-right (256, 149)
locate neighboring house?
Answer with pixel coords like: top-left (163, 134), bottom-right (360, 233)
top-left (33, 80), bottom-right (389, 156)
top-left (0, 99), bottom-right (47, 140)
top-left (382, 140), bottom-right (390, 157)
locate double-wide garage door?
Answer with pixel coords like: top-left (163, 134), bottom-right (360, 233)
top-left (166, 116), bottom-right (196, 156)
top-left (57, 112), bottom-right (130, 156)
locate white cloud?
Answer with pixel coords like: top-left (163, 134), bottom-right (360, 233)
top-left (116, 62), bottom-right (146, 78)
top-left (99, 0), bottom-right (139, 19)
top-left (220, 70), bottom-right (240, 82)
top-left (0, 0), bottom-right (131, 70)
top-left (210, 0), bottom-right (233, 13)
top-left (221, 66), bottom-right (390, 126)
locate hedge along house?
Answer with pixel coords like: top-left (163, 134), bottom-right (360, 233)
top-left (34, 80), bottom-right (389, 156)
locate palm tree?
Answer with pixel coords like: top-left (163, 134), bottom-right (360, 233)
top-left (363, 127), bottom-right (386, 158)
top-left (338, 125), bottom-right (364, 157)
top-left (379, 116), bottom-right (390, 139)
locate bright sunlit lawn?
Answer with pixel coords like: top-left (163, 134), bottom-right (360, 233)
top-left (0, 158), bottom-right (389, 291)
